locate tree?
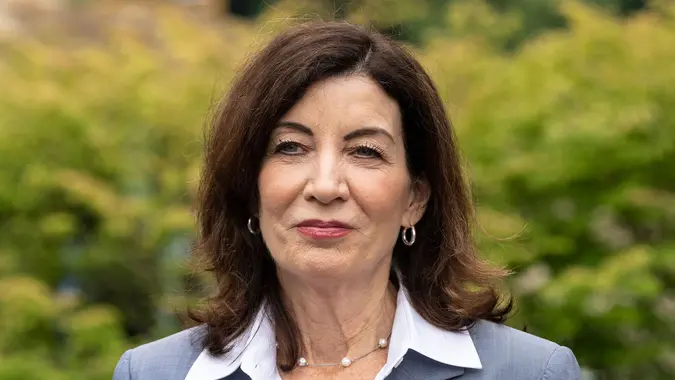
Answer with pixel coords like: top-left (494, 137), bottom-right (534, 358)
top-left (0, 4), bottom-right (254, 377)
top-left (421, 2), bottom-right (675, 377)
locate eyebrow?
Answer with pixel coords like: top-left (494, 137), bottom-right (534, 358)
top-left (276, 121), bottom-right (313, 136)
top-left (344, 127), bottom-right (395, 143)
top-left (276, 121), bottom-right (395, 143)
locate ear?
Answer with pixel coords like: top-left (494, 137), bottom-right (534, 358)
top-left (401, 176), bottom-right (430, 227)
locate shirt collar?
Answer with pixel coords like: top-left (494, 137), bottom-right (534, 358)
top-left (185, 308), bottom-right (278, 380)
top-left (384, 289), bottom-right (482, 373)
top-left (185, 288), bottom-right (482, 380)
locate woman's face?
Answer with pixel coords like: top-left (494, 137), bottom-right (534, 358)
top-left (258, 75), bottom-right (428, 280)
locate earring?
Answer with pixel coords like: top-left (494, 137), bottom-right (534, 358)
top-left (247, 217), bottom-right (259, 234)
top-left (401, 225), bottom-right (416, 246)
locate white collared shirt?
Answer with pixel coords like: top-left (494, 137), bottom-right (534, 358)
top-left (185, 288), bottom-right (482, 380)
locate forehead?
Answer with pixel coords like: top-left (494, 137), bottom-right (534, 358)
top-left (280, 75), bottom-right (402, 135)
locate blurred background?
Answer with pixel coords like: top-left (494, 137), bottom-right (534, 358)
top-left (1, 0), bottom-right (674, 379)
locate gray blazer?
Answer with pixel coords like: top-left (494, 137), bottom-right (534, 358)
top-left (113, 320), bottom-right (580, 380)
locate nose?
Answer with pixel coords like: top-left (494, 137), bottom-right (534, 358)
top-left (303, 151), bottom-right (349, 204)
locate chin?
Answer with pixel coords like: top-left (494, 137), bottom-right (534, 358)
top-left (285, 248), bottom-right (357, 279)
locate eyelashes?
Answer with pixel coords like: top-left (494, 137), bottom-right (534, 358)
top-left (348, 142), bottom-right (385, 159)
top-left (272, 140), bottom-right (386, 160)
top-left (273, 140), bottom-right (304, 155)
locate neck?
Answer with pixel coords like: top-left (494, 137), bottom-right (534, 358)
top-left (278, 265), bottom-right (397, 364)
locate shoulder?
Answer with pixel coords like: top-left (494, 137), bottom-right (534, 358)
top-left (113, 326), bottom-right (205, 380)
top-left (468, 320), bottom-right (581, 380)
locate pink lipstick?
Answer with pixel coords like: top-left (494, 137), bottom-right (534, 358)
top-left (296, 219), bottom-right (353, 239)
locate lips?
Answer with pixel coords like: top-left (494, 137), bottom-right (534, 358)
top-left (297, 219), bottom-right (352, 229)
top-left (296, 219), bottom-right (353, 239)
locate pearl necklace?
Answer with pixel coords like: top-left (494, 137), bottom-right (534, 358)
top-left (296, 337), bottom-right (389, 368)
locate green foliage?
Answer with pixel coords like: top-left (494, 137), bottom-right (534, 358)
top-left (0, 5), bottom-right (253, 377)
top-left (0, 1), bottom-right (673, 378)
top-left (422, 2), bottom-right (675, 377)
top-left (250, 0), bottom-right (646, 46)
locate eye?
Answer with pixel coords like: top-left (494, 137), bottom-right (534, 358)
top-left (350, 144), bottom-right (384, 159)
top-left (274, 140), bottom-right (305, 155)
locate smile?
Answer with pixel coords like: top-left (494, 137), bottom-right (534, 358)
top-left (296, 219), bottom-right (353, 239)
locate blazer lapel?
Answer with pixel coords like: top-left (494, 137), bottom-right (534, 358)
top-left (219, 367), bottom-right (252, 380)
top-left (388, 350), bottom-right (465, 380)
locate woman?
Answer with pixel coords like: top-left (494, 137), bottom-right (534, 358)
top-left (113, 22), bottom-right (581, 380)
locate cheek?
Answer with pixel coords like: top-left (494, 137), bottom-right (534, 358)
top-left (258, 163), bottom-right (304, 221)
top-left (349, 169), bottom-right (410, 222)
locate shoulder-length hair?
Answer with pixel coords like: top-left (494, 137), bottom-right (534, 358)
top-left (189, 21), bottom-right (512, 371)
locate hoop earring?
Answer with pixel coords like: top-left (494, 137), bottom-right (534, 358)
top-left (401, 225), bottom-right (416, 246)
top-left (247, 217), bottom-right (259, 235)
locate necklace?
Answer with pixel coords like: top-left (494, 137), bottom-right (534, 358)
top-left (296, 337), bottom-right (389, 368)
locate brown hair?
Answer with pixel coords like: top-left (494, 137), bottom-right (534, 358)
top-left (189, 21), bottom-right (512, 371)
